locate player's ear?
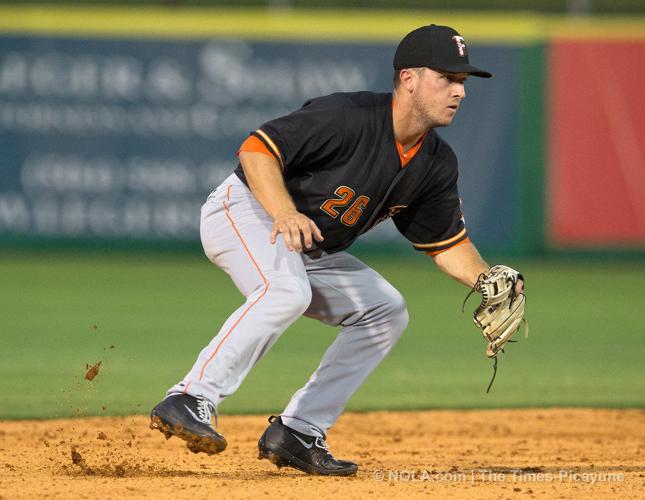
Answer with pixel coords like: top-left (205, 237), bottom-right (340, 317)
top-left (399, 68), bottom-right (416, 93)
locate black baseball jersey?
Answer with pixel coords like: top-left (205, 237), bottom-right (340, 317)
top-left (234, 91), bottom-right (467, 255)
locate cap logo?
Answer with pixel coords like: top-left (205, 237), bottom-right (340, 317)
top-left (452, 36), bottom-right (467, 57)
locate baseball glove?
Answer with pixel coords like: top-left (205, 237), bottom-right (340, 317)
top-left (463, 265), bottom-right (528, 392)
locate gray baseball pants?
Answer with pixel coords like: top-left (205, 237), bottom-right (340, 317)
top-left (167, 173), bottom-right (408, 438)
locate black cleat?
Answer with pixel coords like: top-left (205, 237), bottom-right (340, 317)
top-left (150, 394), bottom-right (227, 455)
top-left (258, 416), bottom-right (358, 476)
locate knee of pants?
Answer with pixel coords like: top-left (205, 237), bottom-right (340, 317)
top-left (382, 290), bottom-right (409, 340)
top-left (265, 275), bottom-right (312, 322)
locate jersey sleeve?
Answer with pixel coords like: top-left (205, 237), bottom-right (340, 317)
top-left (250, 97), bottom-right (345, 173)
top-left (392, 149), bottom-right (469, 256)
top-left (237, 135), bottom-right (274, 158)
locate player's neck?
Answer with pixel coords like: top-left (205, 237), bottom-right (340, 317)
top-left (392, 93), bottom-right (431, 152)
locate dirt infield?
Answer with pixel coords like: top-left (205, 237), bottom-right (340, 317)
top-left (1, 409), bottom-right (643, 499)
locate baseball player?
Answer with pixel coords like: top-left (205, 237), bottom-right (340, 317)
top-left (150, 25), bottom-right (522, 476)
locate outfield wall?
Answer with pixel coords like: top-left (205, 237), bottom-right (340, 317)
top-left (548, 39), bottom-right (645, 249)
top-left (0, 7), bottom-right (643, 255)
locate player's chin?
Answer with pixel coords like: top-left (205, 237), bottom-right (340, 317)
top-left (433, 116), bottom-right (455, 128)
top-left (444, 109), bottom-right (459, 123)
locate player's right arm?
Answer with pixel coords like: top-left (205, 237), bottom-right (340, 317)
top-left (238, 150), bottom-right (324, 253)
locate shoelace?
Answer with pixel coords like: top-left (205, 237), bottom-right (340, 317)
top-left (315, 437), bottom-right (329, 450)
top-left (196, 399), bottom-right (217, 426)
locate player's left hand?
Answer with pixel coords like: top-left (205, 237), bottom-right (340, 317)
top-left (467, 265), bottom-right (527, 358)
top-left (463, 265), bottom-right (528, 393)
top-left (514, 276), bottom-right (524, 295)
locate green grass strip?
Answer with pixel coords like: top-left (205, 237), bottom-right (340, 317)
top-left (1, 251), bottom-right (643, 419)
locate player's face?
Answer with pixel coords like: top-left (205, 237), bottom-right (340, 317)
top-left (413, 68), bottom-right (468, 128)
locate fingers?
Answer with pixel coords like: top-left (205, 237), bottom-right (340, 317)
top-left (280, 224), bottom-right (293, 250)
top-left (311, 221), bottom-right (324, 242)
top-left (273, 219), bottom-right (297, 252)
top-left (515, 278), bottom-right (525, 295)
top-left (301, 225), bottom-right (313, 250)
top-left (288, 220), bottom-right (303, 252)
top-left (270, 219), bottom-right (299, 252)
top-left (270, 214), bottom-right (323, 252)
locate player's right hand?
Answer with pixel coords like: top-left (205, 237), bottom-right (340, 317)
top-left (270, 210), bottom-right (324, 252)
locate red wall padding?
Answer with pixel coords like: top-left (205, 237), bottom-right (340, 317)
top-left (548, 40), bottom-right (645, 247)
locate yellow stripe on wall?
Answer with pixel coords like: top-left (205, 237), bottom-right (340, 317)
top-left (0, 6), bottom-right (643, 42)
top-left (0, 6), bottom-right (537, 43)
top-left (546, 17), bottom-right (645, 39)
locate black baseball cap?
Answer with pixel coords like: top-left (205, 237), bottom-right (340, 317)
top-left (394, 25), bottom-right (492, 78)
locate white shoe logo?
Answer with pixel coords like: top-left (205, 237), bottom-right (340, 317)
top-left (184, 404), bottom-right (208, 424)
top-left (292, 433), bottom-right (314, 449)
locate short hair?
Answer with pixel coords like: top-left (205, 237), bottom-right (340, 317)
top-left (393, 67), bottom-right (425, 88)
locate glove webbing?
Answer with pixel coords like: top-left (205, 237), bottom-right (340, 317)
top-left (461, 279), bottom-right (481, 313)
top-left (485, 341), bottom-right (516, 394)
top-left (463, 275), bottom-right (500, 392)
top-left (486, 356), bottom-right (498, 394)
top-left (464, 272), bottom-right (525, 393)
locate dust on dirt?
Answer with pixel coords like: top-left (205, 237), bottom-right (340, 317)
top-left (84, 362), bottom-right (102, 381)
top-left (0, 409), bottom-right (643, 499)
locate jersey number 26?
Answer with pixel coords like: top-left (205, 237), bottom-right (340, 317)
top-left (320, 186), bottom-right (370, 227)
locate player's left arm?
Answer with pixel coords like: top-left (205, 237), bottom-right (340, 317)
top-left (432, 242), bottom-right (524, 295)
top-left (431, 240), bottom-right (489, 288)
